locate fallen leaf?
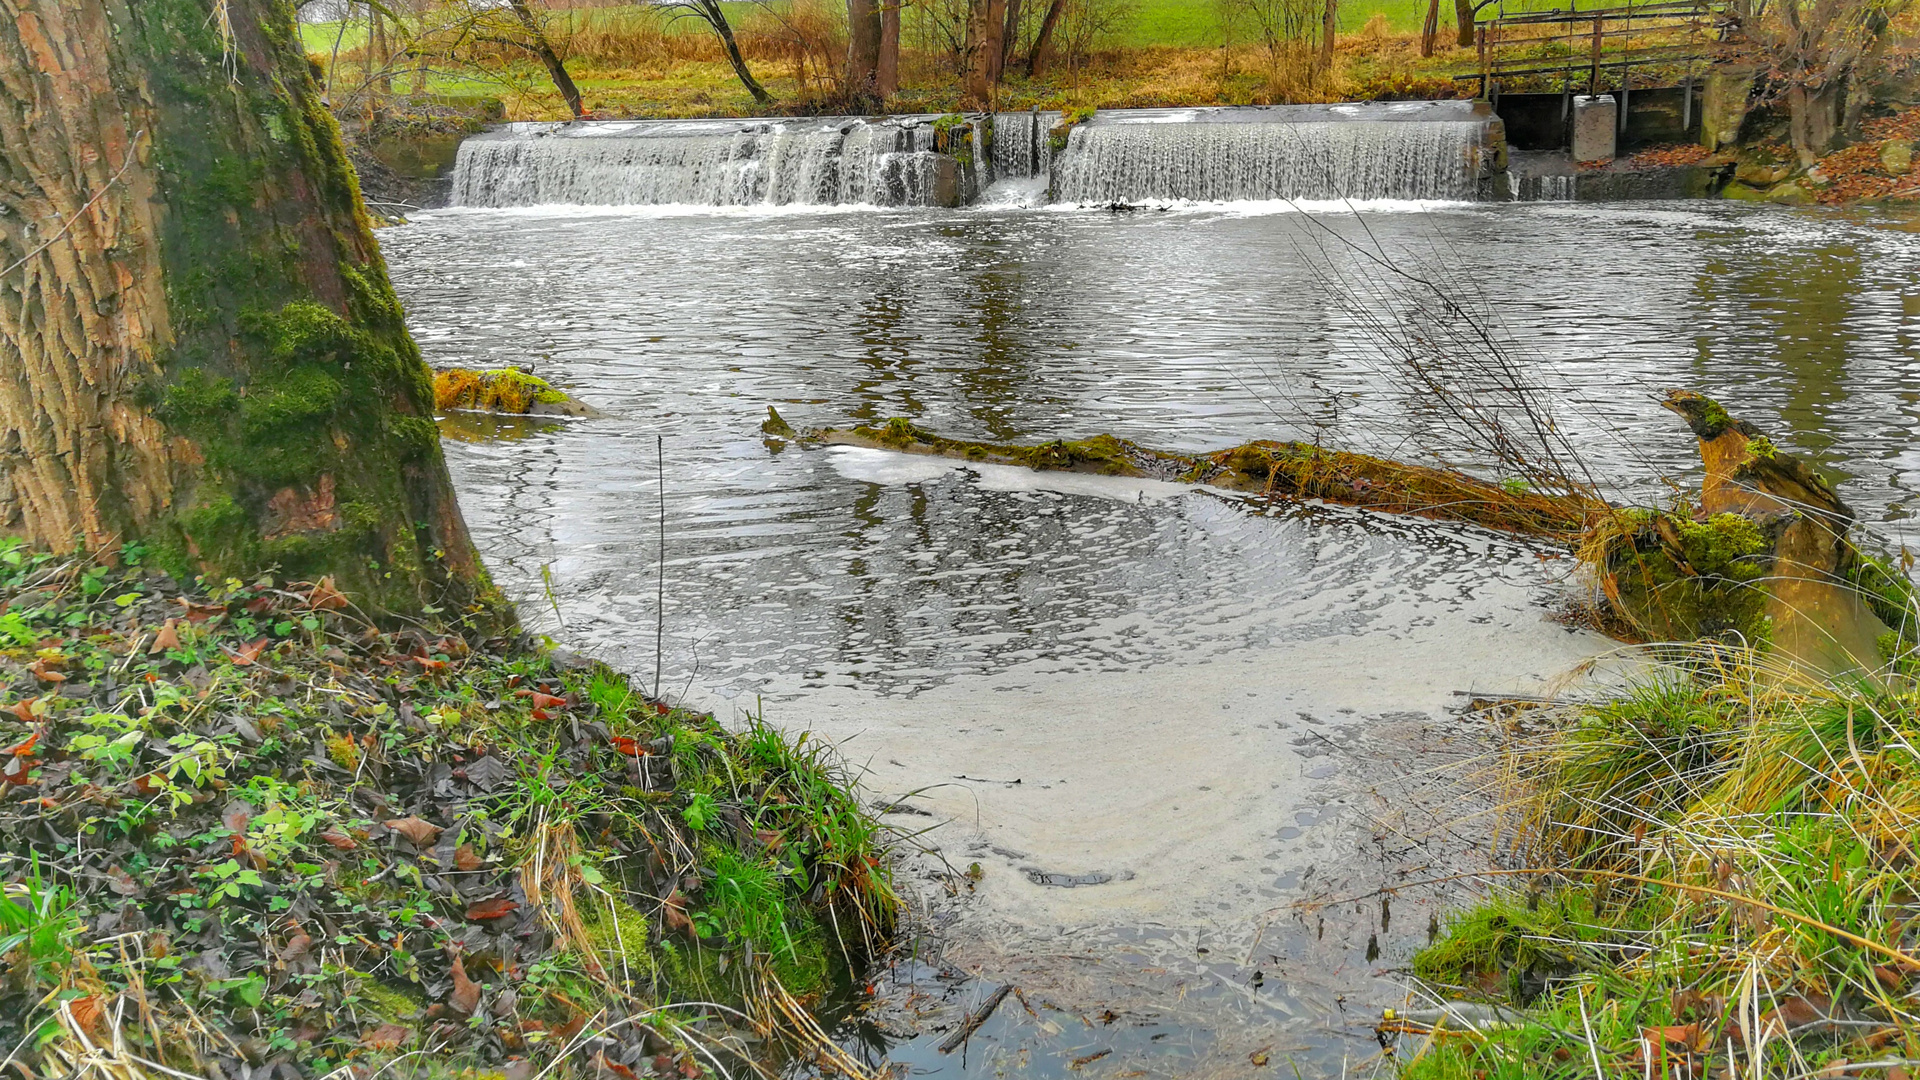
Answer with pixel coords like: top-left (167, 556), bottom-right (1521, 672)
top-left (413, 654), bottom-right (448, 672)
top-left (281, 932), bottom-right (314, 961)
top-left (307, 577), bottom-right (349, 611)
top-left (465, 896), bottom-right (519, 921)
top-left (148, 619), bottom-right (180, 654)
top-left (448, 952), bottom-right (481, 1016)
top-left (1644, 1023), bottom-right (1703, 1049)
top-left (362, 1023), bottom-right (411, 1052)
top-left (384, 817), bottom-right (443, 846)
top-left (227, 638), bottom-right (269, 666)
top-left (531, 708), bottom-right (555, 722)
top-left (453, 844), bottom-right (483, 872)
top-left (3, 732), bottom-right (40, 757)
top-left (28, 660), bottom-right (65, 684)
top-left (2, 755), bottom-right (35, 785)
top-left (67, 996), bottom-right (105, 1040)
top-left (1250, 1047), bottom-right (1271, 1067)
top-left (223, 803), bottom-right (252, 834)
top-left (662, 889), bottom-right (695, 939)
top-left (589, 1052), bottom-right (638, 1080)
top-left (319, 827), bottom-right (358, 851)
top-left (107, 867), bottom-right (141, 897)
top-left (528, 692), bottom-right (566, 710)
top-left (6, 698), bottom-right (39, 723)
top-left (609, 735), bottom-right (647, 757)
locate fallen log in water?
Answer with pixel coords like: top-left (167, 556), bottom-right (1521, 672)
top-left (785, 396), bottom-right (1918, 680)
top-left (797, 415), bottom-right (1606, 542)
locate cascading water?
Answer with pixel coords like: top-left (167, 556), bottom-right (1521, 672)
top-left (1049, 102), bottom-right (1496, 204)
top-left (450, 118), bottom-right (953, 208)
top-left (448, 103), bottom-right (1506, 210)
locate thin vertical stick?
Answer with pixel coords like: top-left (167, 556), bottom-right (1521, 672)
top-left (655, 434), bottom-right (666, 702)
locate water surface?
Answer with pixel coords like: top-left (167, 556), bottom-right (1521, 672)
top-left (382, 198), bottom-right (1920, 1074)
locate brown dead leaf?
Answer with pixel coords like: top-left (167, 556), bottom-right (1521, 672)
top-left (465, 896), bottom-right (519, 922)
top-left (227, 638), bottom-right (269, 666)
top-left (281, 932), bottom-right (314, 961)
top-left (148, 619), bottom-right (180, 654)
top-left (307, 576), bottom-right (349, 611)
top-left (448, 953), bottom-right (480, 1016)
top-left (28, 660), bottom-right (66, 684)
top-left (384, 817), bottom-right (443, 846)
top-left (6, 698), bottom-right (38, 724)
top-left (362, 1023), bottom-right (411, 1052)
top-left (453, 844), bottom-right (483, 872)
top-left (319, 827), bottom-right (358, 851)
top-left (107, 866), bottom-right (141, 897)
top-left (662, 889), bottom-right (695, 939)
top-left (67, 996), bottom-right (105, 1040)
top-left (223, 804), bottom-right (252, 834)
top-left (1249, 1047), bottom-right (1271, 1067)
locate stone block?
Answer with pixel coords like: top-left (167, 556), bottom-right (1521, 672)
top-left (1881, 138), bottom-right (1914, 177)
top-left (1701, 65), bottom-right (1756, 152)
top-left (1571, 94), bottom-right (1617, 164)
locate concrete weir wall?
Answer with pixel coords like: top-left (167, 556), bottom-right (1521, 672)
top-left (447, 102), bottom-right (1513, 209)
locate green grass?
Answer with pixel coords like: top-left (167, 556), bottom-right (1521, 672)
top-left (1397, 661), bottom-right (1920, 1079)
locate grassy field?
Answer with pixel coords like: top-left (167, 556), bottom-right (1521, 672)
top-left (300, 0), bottom-right (1642, 120)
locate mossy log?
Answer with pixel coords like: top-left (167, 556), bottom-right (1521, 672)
top-left (1587, 390), bottom-right (1893, 675)
top-left (808, 419), bottom-right (1605, 540)
top-left (433, 367), bottom-right (598, 417)
top-left (0, 0), bottom-right (497, 623)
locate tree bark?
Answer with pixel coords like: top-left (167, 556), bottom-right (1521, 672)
top-left (1454, 0), bottom-right (1476, 47)
top-left (962, 0), bottom-right (1008, 108)
top-left (1027, 0), bottom-right (1065, 78)
top-left (996, 0), bottom-right (1023, 81)
top-left (1421, 0), bottom-right (1440, 56)
top-left (846, 0), bottom-right (883, 105)
top-left (682, 0), bottom-right (775, 105)
top-left (1788, 77), bottom-right (1847, 165)
top-left (0, 0), bottom-right (499, 624)
top-left (1319, 0), bottom-right (1336, 78)
top-left (506, 0), bottom-right (586, 118)
top-left (877, 0), bottom-right (901, 98)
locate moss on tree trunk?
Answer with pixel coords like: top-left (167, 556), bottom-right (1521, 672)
top-left (0, 0), bottom-right (503, 624)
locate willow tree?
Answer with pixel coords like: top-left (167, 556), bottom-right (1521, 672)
top-left (0, 0), bottom-right (499, 621)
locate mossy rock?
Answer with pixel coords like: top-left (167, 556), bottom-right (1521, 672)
top-left (433, 368), bottom-right (599, 417)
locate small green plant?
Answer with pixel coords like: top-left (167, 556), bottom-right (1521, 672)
top-left (0, 868), bottom-right (81, 993)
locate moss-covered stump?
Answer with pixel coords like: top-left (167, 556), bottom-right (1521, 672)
top-left (808, 419), bottom-right (1603, 540)
top-left (1583, 390), bottom-right (1894, 675)
top-left (0, 542), bottom-right (894, 1079)
top-left (434, 368), bottom-right (600, 418)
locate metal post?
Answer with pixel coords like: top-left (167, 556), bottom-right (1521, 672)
top-left (1477, 25), bottom-right (1490, 98)
top-left (1588, 15), bottom-right (1602, 96)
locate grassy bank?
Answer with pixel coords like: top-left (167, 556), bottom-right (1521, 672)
top-left (1390, 657), bottom-right (1920, 1078)
top-left (0, 539), bottom-right (894, 1079)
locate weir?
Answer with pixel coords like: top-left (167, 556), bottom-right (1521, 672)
top-left (448, 102), bottom-right (1509, 210)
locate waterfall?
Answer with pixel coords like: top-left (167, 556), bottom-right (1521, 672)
top-left (451, 119), bottom-right (951, 208)
top-left (990, 110), bottom-right (1060, 179)
top-left (448, 104), bottom-right (1505, 210)
top-left (1513, 173), bottom-right (1577, 202)
top-left (1049, 104), bottom-right (1493, 204)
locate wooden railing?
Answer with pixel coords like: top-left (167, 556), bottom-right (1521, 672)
top-left (1457, 0), bottom-right (1727, 96)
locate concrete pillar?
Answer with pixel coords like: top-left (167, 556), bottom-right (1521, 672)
top-left (1572, 94), bottom-right (1617, 164)
top-left (1700, 64), bottom-right (1756, 152)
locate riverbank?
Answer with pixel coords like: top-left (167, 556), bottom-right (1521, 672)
top-left (1392, 657), bottom-right (1920, 1078)
top-left (0, 540), bottom-right (894, 1079)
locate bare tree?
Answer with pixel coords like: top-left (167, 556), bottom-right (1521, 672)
top-left (1748, 0), bottom-right (1908, 164)
top-left (661, 0), bottom-right (777, 104)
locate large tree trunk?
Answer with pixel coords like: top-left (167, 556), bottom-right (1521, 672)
top-left (995, 0), bottom-right (1023, 82)
top-left (846, 0), bottom-right (884, 105)
top-left (1455, 0), bottom-right (1476, 47)
top-left (1788, 77), bottom-right (1847, 166)
top-left (506, 0), bottom-right (586, 118)
top-left (0, 0), bottom-right (500, 623)
top-left (1027, 0), bottom-right (1065, 77)
top-left (962, 0), bottom-right (1008, 108)
top-left (1319, 0), bottom-right (1336, 79)
top-left (877, 0), bottom-right (902, 98)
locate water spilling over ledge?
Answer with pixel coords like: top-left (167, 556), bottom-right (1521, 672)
top-left (448, 102), bottom-right (1509, 210)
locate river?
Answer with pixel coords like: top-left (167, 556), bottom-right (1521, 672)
top-left (380, 197), bottom-right (1920, 1076)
